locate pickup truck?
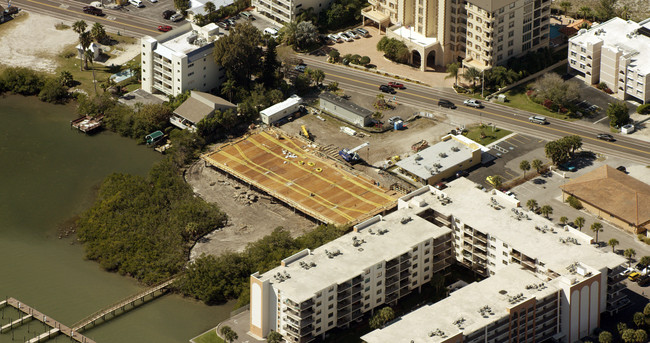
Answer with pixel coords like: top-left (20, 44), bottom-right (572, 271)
top-left (83, 6), bottom-right (104, 16)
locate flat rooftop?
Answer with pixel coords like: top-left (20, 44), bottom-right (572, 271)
top-left (570, 17), bottom-right (650, 74)
top-left (427, 178), bottom-right (626, 273)
top-left (391, 26), bottom-right (438, 47)
top-left (362, 265), bottom-right (560, 343)
top-left (202, 130), bottom-right (397, 225)
top-left (258, 209), bottom-right (452, 302)
top-left (396, 136), bottom-right (479, 180)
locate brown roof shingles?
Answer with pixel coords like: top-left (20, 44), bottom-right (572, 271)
top-left (560, 165), bottom-right (650, 226)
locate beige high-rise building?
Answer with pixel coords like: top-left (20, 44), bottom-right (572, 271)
top-left (362, 0), bottom-right (550, 71)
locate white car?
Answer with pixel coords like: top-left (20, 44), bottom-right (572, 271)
top-left (346, 30), bottom-right (359, 39)
top-left (338, 32), bottom-right (351, 42)
top-left (264, 27), bottom-right (278, 36)
top-left (463, 99), bottom-right (483, 108)
top-left (327, 34), bottom-right (341, 43)
top-left (149, 0), bottom-right (158, 3)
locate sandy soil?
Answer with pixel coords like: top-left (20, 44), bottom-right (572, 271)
top-left (0, 13), bottom-right (78, 73)
top-left (100, 43), bottom-right (141, 66)
top-left (187, 161), bottom-right (316, 259)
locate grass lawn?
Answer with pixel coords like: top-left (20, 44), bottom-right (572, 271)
top-left (463, 124), bottom-right (512, 146)
top-left (500, 86), bottom-right (577, 121)
top-left (191, 329), bottom-right (224, 343)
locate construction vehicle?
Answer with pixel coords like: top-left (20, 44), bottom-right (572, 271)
top-left (411, 140), bottom-right (428, 152)
top-left (300, 125), bottom-right (312, 140)
top-left (339, 142), bottom-right (369, 164)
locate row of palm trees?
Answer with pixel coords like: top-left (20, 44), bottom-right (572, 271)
top-left (72, 20), bottom-right (107, 94)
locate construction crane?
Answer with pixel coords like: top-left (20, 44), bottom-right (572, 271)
top-left (339, 142), bottom-right (369, 164)
top-left (300, 125), bottom-right (312, 140)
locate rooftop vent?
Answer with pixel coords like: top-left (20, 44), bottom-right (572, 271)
top-left (439, 152), bottom-right (448, 158)
top-left (451, 146), bottom-right (460, 152)
top-left (499, 290), bottom-right (507, 295)
top-left (324, 249), bottom-right (342, 258)
top-left (400, 217), bottom-right (412, 224)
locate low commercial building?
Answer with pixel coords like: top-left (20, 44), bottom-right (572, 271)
top-left (252, 0), bottom-right (333, 24)
top-left (568, 17), bottom-right (650, 104)
top-left (560, 165), bottom-right (650, 234)
top-left (318, 92), bottom-right (374, 127)
top-left (141, 23), bottom-right (226, 97)
top-left (260, 95), bottom-right (303, 125)
top-left (394, 134), bottom-right (482, 185)
top-left (170, 91), bottom-right (236, 131)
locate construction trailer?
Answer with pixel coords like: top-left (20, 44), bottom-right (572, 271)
top-left (259, 95), bottom-right (303, 125)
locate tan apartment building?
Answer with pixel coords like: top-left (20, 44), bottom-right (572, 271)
top-left (252, 0), bottom-right (333, 24)
top-left (568, 17), bottom-right (650, 104)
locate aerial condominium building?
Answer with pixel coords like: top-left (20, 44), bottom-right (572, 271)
top-left (252, 0), bottom-right (333, 25)
top-left (568, 17), bottom-right (650, 104)
top-left (141, 23), bottom-right (226, 97)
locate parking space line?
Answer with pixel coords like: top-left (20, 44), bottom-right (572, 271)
top-left (593, 116), bottom-right (609, 124)
top-left (505, 171), bottom-right (517, 177)
top-left (508, 135), bottom-right (527, 144)
top-left (504, 140), bottom-right (518, 147)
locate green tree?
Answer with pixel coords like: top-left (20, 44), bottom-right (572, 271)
top-left (607, 101), bottom-right (630, 128)
top-left (599, 330), bottom-right (613, 343)
top-left (445, 62), bottom-right (460, 87)
top-left (527, 199), bottom-right (538, 212)
top-left (220, 325), bottom-right (238, 343)
top-left (280, 21), bottom-right (298, 46)
top-left (545, 140), bottom-right (570, 165)
top-left (608, 238), bottom-right (619, 253)
top-left (329, 49), bottom-right (340, 63)
top-left (639, 256), bottom-right (650, 268)
top-left (619, 323), bottom-right (629, 335)
top-left (559, 0), bottom-right (572, 15)
top-left (643, 303), bottom-right (650, 317)
top-left (79, 31), bottom-right (93, 71)
top-left (463, 66), bottom-right (481, 89)
top-left (532, 159), bottom-right (543, 173)
top-left (488, 175), bottom-right (503, 189)
top-left (174, 0), bottom-right (190, 14)
top-left (220, 79), bottom-right (236, 103)
top-left (38, 77), bottom-right (69, 103)
top-left (519, 160), bottom-right (531, 177)
top-left (540, 205), bottom-right (553, 219)
top-left (590, 222), bottom-right (603, 242)
top-left (84, 49), bottom-right (97, 94)
top-left (574, 216), bottom-right (585, 231)
top-left (579, 6), bottom-right (592, 19)
top-left (126, 58), bottom-right (141, 82)
top-left (376, 37), bottom-right (409, 64)
top-left (267, 331), bottom-right (283, 343)
top-left (91, 22), bottom-right (107, 44)
top-left (560, 216), bottom-right (568, 226)
top-left (213, 22), bottom-right (262, 87)
top-left (635, 329), bottom-right (647, 343)
top-left (58, 71), bottom-right (74, 87)
top-left (596, 0), bottom-right (617, 21)
top-left (294, 21), bottom-right (319, 50)
top-left (308, 68), bottom-right (325, 86)
top-left (327, 81), bottom-right (339, 92)
top-left (532, 73), bottom-right (581, 109)
top-left (624, 248), bottom-right (637, 266)
top-left (562, 135), bottom-right (583, 156)
top-left (293, 73), bottom-right (312, 94)
top-left (261, 39), bottom-right (280, 88)
top-left (72, 20), bottom-right (87, 35)
top-left (485, 66), bottom-right (520, 89)
top-left (633, 312), bottom-right (645, 328)
top-left (619, 5), bottom-right (630, 19)
top-left (369, 306), bottom-right (395, 329)
top-left (203, 1), bottom-right (216, 15)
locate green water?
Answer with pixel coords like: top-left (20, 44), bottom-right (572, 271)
top-left (0, 95), bottom-right (232, 342)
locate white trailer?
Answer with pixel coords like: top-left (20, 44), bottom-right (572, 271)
top-left (260, 95), bottom-right (303, 125)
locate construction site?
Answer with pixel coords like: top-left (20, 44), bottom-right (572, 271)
top-left (201, 129), bottom-right (399, 225)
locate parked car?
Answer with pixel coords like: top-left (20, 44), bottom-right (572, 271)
top-left (628, 272), bottom-right (641, 281)
top-left (529, 115), bottom-right (547, 124)
top-left (379, 85), bottom-right (396, 94)
top-left (294, 64), bottom-right (307, 73)
top-left (388, 82), bottom-right (405, 89)
top-left (158, 25), bottom-right (173, 32)
top-left (456, 170), bottom-right (469, 178)
top-left (264, 27), bottom-right (278, 36)
top-left (438, 99), bottom-right (456, 109)
top-left (226, 18), bottom-right (236, 26)
top-left (162, 9), bottom-right (175, 19)
top-left (327, 34), bottom-right (341, 43)
top-left (129, 0), bottom-right (144, 8)
top-left (355, 28), bottom-right (369, 37)
top-left (463, 99), bottom-right (483, 108)
top-left (434, 182), bottom-right (447, 190)
top-left (149, 0), bottom-right (158, 3)
top-left (388, 116), bottom-right (403, 125)
top-left (170, 13), bottom-right (183, 21)
top-left (241, 11), bottom-right (253, 19)
top-left (596, 133), bottom-right (615, 141)
top-left (619, 267), bottom-right (634, 277)
top-left (217, 21), bottom-right (229, 30)
top-left (346, 30), bottom-right (359, 39)
top-left (338, 32), bottom-right (351, 42)
top-left (616, 166), bottom-right (626, 172)
top-left (83, 6), bottom-right (103, 15)
top-left (486, 176), bottom-right (499, 186)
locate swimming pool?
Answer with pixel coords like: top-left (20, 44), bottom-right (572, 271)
top-left (550, 24), bottom-right (561, 39)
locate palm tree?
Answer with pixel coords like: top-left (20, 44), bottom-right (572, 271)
top-left (220, 79), bottom-right (236, 102)
top-left (640, 256), bottom-right (650, 269)
top-left (463, 67), bottom-right (481, 90)
top-left (624, 248), bottom-right (637, 266)
top-left (526, 199), bottom-right (538, 212)
top-left (590, 222), bottom-right (603, 242)
top-left (519, 160), bottom-right (531, 177)
top-left (531, 159), bottom-right (543, 174)
top-left (559, 1), bottom-right (572, 15)
top-left (203, 1), bottom-right (216, 15)
top-left (579, 6), bottom-right (592, 20)
top-left (84, 49), bottom-right (98, 95)
top-left (540, 205), bottom-right (553, 219)
top-left (608, 238), bottom-right (619, 253)
top-left (445, 62), bottom-right (460, 87)
top-left (574, 216), bottom-right (585, 231)
top-left (619, 5), bottom-right (630, 20)
top-left (309, 68), bottom-right (325, 86)
top-left (91, 22), bottom-right (107, 44)
top-left (220, 326), bottom-right (238, 343)
top-left (560, 216), bottom-right (568, 226)
top-left (488, 175), bottom-right (503, 189)
top-left (79, 31), bottom-right (93, 71)
top-left (126, 59), bottom-right (141, 82)
top-left (72, 20), bottom-right (87, 35)
top-left (58, 71), bottom-right (74, 87)
top-left (280, 21), bottom-right (298, 47)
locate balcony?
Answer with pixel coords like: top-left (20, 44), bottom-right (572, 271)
top-left (352, 275), bottom-right (363, 285)
top-left (386, 292), bottom-right (399, 303)
top-left (386, 259), bottom-right (399, 269)
top-left (386, 275), bottom-right (398, 285)
top-left (337, 307), bottom-right (350, 319)
top-left (608, 282), bottom-right (625, 293)
top-left (337, 298), bottom-right (351, 308)
top-left (386, 284), bottom-right (399, 295)
top-left (400, 270), bottom-right (410, 279)
top-left (400, 260), bottom-right (411, 270)
top-left (338, 282), bottom-right (351, 293)
top-left (608, 272), bottom-right (626, 284)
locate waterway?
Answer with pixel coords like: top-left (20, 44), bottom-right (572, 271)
top-left (0, 95), bottom-right (232, 342)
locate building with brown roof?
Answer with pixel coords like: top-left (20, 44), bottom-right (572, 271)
top-left (170, 91), bottom-right (236, 131)
top-left (560, 165), bottom-right (650, 234)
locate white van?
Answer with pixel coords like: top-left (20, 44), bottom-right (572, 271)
top-left (529, 115), bottom-right (547, 124)
top-left (263, 27), bottom-right (278, 36)
top-left (129, 0), bottom-right (144, 8)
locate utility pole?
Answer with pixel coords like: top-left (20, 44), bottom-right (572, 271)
top-left (481, 69), bottom-right (485, 98)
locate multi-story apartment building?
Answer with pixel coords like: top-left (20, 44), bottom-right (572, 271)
top-left (568, 17), bottom-right (650, 104)
top-left (250, 209), bottom-right (455, 342)
top-left (252, 0), bottom-right (333, 25)
top-left (141, 23), bottom-right (226, 97)
top-left (362, 177), bottom-right (628, 343)
top-left (363, 0), bottom-right (549, 70)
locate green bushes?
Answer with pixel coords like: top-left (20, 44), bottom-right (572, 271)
top-left (567, 195), bottom-right (583, 209)
top-left (102, 102), bottom-right (173, 142)
top-left (77, 159), bottom-right (227, 285)
top-left (0, 67), bottom-right (71, 103)
top-left (637, 104), bottom-right (650, 114)
top-left (377, 37), bottom-right (409, 64)
top-left (175, 224), bottom-right (346, 305)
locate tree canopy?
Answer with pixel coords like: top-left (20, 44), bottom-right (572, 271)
top-left (607, 101), bottom-right (630, 128)
top-left (377, 37), bottom-right (409, 64)
top-left (213, 22), bottom-right (263, 87)
top-left (532, 73), bottom-right (581, 110)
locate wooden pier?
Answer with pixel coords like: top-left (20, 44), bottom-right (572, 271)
top-left (1, 278), bottom-right (175, 342)
top-left (70, 115), bottom-right (104, 133)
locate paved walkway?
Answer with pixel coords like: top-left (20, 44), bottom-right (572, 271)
top-left (216, 310), bottom-right (263, 343)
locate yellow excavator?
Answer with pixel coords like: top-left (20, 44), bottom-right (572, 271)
top-left (300, 125), bottom-right (312, 140)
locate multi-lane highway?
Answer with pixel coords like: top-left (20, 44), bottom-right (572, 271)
top-left (300, 55), bottom-right (650, 165)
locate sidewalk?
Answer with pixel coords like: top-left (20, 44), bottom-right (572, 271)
top-left (215, 309), bottom-right (263, 343)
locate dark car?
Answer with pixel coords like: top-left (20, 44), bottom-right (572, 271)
top-left (217, 21), bottom-right (230, 30)
top-left (162, 10), bottom-right (175, 19)
top-left (597, 133), bottom-right (615, 141)
top-left (616, 166), bottom-right (626, 172)
top-left (438, 99), bottom-right (456, 109)
top-left (388, 82), bottom-right (405, 89)
top-left (158, 25), bottom-right (173, 32)
top-left (638, 275), bottom-right (650, 287)
top-left (83, 6), bottom-right (103, 16)
top-left (379, 85), bottom-right (396, 94)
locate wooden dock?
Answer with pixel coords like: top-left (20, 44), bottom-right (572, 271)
top-left (70, 115), bottom-right (104, 133)
top-left (1, 278), bottom-right (175, 342)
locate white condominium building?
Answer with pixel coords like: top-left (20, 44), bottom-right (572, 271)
top-left (568, 17), bottom-right (650, 104)
top-left (141, 23), bottom-right (226, 97)
top-left (363, 177), bottom-right (628, 343)
top-left (252, 0), bottom-right (333, 24)
top-left (250, 208), bottom-right (455, 342)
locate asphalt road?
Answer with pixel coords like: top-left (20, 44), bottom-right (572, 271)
top-left (300, 55), bottom-right (650, 165)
